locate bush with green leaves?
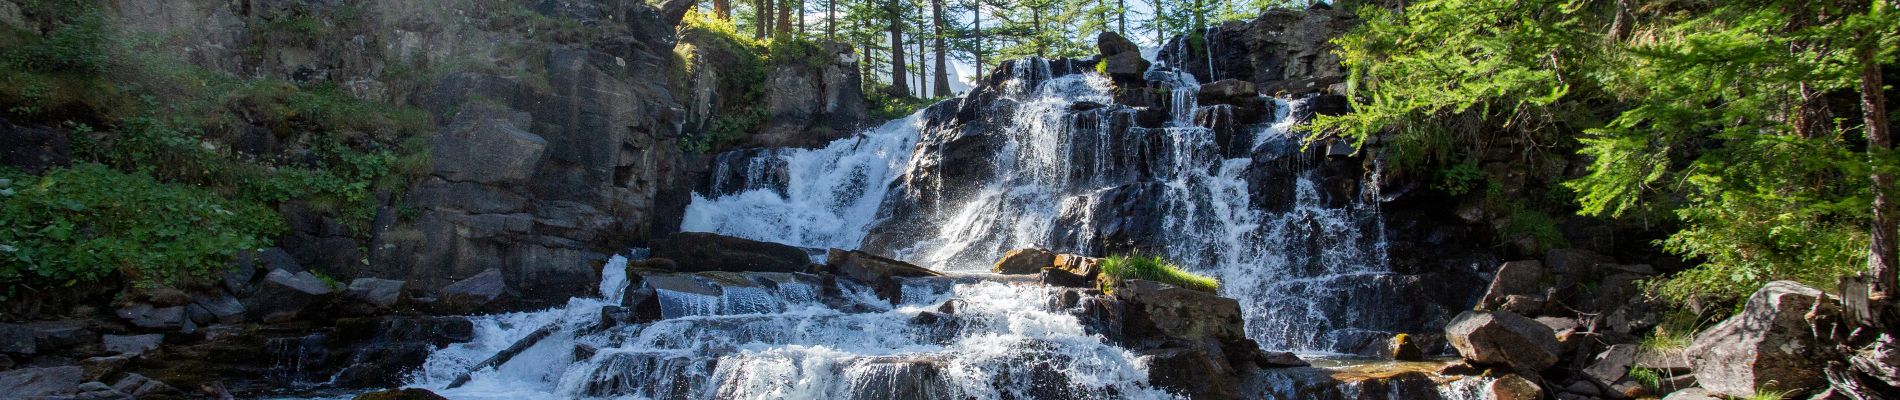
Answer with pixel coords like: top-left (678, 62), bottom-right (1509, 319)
top-left (1100, 255), bottom-right (1221, 294)
top-left (0, 164), bottom-right (286, 288)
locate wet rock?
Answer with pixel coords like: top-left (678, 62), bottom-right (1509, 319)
top-left (1099, 52), bottom-right (1149, 83)
top-left (1445, 310), bottom-right (1560, 371)
top-left (0, 323), bottom-right (34, 354)
top-left (1144, 347), bottom-right (1240, 399)
top-left (101, 334), bottom-right (163, 356)
top-left (438, 268), bottom-right (506, 311)
top-left (1686, 281), bottom-right (1838, 398)
top-left (652, 232), bottom-right (811, 273)
top-left (992, 248), bottom-right (1055, 275)
top-left (1489, 373), bottom-right (1543, 400)
top-left (1262, 351), bottom-right (1310, 367)
top-left (346, 278), bottom-right (408, 308)
top-left (1197, 79), bottom-right (1259, 106)
top-left (0, 366), bottom-right (82, 398)
top-left (1051, 254), bottom-right (1101, 279)
top-left (109, 373), bottom-right (178, 398)
top-left (245, 269), bottom-right (335, 322)
top-left (1389, 333), bottom-right (1424, 361)
top-left (114, 303), bottom-right (185, 330)
top-left (825, 249), bottom-right (942, 301)
top-left (1479, 260), bottom-right (1546, 311)
top-left (1040, 268), bottom-right (1093, 288)
top-left (355, 388), bottom-right (449, 400)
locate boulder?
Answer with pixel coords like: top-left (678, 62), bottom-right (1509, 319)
top-left (355, 388), bottom-right (450, 400)
top-left (1685, 281), bottom-right (1838, 398)
top-left (1445, 310), bottom-right (1561, 371)
top-left (114, 303), bottom-right (185, 329)
top-left (1052, 254), bottom-right (1102, 279)
top-left (1478, 260), bottom-right (1545, 311)
top-left (245, 269), bottom-right (336, 322)
top-left (1389, 333), bottom-right (1424, 361)
top-left (1097, 31), bottom-right (1140, 56)
top-left (346, 278), bottom-right (408, 308)
top-left (1100, 52), bottom-right (1150, 82)
top-left (1582, 344), bottom-right (1636, 387)
top-left (825, 249), bottom-right (941, 301)
top-left (1262, 351), bottom-right (1310, 368)
top-left (0, 366), bottom-right (83, 398)
top-left (439, 268), bottom-right (506, 310)
top-left (102, 334), bottom-right (163, 356)
top-left (1143, 347), bottom-right (1240, 399)
top-left (992, 248), bottom-right (1055, 275)
top-left (191, 292), bottom-right (247, 324)
top-left (1488, 374), bottom-right (1543, 400)
top-left (0, 118), bottom-right (71, 174)
top-left (651, 232), bottom-right (811, 273)
top-left (0, 323), bottom-right (34, 354)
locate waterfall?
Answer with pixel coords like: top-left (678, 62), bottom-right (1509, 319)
top-left (405, 257), bottom-right (1177, 398)
top-left (684, 59), bottom-right (1397, 355)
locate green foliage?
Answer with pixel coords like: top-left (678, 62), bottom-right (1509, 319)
top-left (1638, 309), bottom-right (1700, 352)
top-left (1432, 160), bottom-right (1485, 195)
top-left (0, 164), bottom-right (285, 288)
top-left (1100, 255), bottom-right (1220, 294)
top-left (1627, 366), bottom-right (1664, 391)
top-left (1322, 0), bottom-right (1900, 311)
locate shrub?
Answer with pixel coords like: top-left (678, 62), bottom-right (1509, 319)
top-left (1099, 255), bottom-right (1220, 294)
top-left (0, 164), bottom-right (285, 288)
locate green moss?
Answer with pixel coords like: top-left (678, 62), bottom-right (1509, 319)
top-left (1100, 255), bottom-right (1220, 294)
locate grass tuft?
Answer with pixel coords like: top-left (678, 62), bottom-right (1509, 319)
top-left (1100, 255), bottom-right (1220, 294)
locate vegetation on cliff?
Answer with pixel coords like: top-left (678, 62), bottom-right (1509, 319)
top-left (1315, 0), bottom-right (1899, 309)
top-left (0, 0), bottom-right (433, 292)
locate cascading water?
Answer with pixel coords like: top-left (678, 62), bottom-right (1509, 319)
top-left (405, 254), bottom-right (1177, 399)
top-left (682, 58), bottom-right (1397, 355)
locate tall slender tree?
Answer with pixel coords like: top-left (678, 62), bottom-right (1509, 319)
top-left (887, 0), bottom-right (911, 97)
top-left (1864, 3), bottom-right (1897, 298)
top-left (932, 0), bottom-right (953, 96)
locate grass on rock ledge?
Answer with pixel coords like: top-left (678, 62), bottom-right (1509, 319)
top-left (1100, 255), bottom-right (1220, 294)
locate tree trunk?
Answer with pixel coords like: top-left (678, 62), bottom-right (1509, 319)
top-left (776, 0), bottom-right (793, 39)
top-left (932, 0), bottom-right (952, 96)
top-left (714, 0), bottom-right (733, 20)
top-left (1865, 38), bottom-right (1897, 299)
top-left (826, 0), bottom-right (835, 39)
top-left (915, 37), bottom-right (926, 96)
top-left (888, 0), bottom-right (910, 98)
top-left (973, 1), bottom-right (984, 82)
top-left (1032, 7), bottom-right (1044, 56)
top-left (797, 0), bottom-right (806, 35)
top-left (1118, 0), bottom-right (1126, 36)
top-left (755, 0), bottom-right (770, 39)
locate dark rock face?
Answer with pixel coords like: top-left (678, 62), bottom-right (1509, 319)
top-left (1686, 281), bottom-right (1839, 398)
top-left (824, 249), bottom-right (942, 301)
top-left (1157, 7), bottom-right (1360, 96)
top-left (1445, 310), bottom-right (1560, 371)
top-left (0, 118), bottom-right (71, 174)
top-left (651, 232), bottom-right (813, 273)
